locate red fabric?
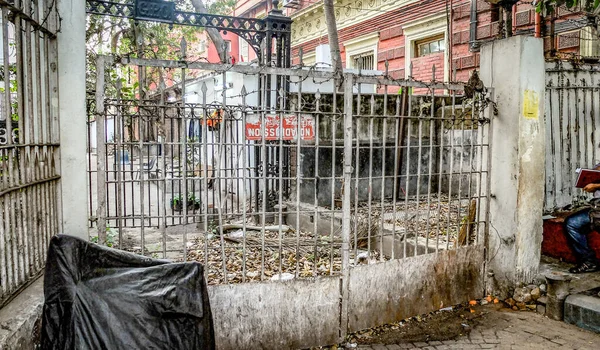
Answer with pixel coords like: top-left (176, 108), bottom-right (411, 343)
top-left (542, 213), bottom-right (600, 263)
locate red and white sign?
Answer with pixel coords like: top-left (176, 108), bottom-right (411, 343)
top-left (245, 115), bottom-right (315, 141)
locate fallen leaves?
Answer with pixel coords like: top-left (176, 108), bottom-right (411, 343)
top-left (186, 227), bottom-right (389, 285)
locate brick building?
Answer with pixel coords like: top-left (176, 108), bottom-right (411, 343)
top-left (284, 0), bottom-right (599, 84)
top-left (190, 1), bottom-right (600, 86)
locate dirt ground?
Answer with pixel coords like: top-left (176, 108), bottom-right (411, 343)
top-left (345, 303), bottom-right (493, 345)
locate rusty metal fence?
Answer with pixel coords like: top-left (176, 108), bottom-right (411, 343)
top-left (544, 61), bottom-right (600, 213)
top-left (0, 0), bottom-right (60, 306)
top-left (89, 56), bottom-right (492, 287)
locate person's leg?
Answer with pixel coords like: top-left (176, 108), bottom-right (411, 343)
top-left (565, 209), bottom-right (599, 272)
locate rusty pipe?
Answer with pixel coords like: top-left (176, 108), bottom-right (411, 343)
top-left (469, 0), bottom-right (478, 50)
top-left (535, 12), bottom-right (542, 38)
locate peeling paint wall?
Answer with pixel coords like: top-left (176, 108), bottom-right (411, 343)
top-left (480, 36), bottom-right (545, 298)
top-left (206, 246), bottom-right (484, 349)
top-left (347, 246), bottom-right (484, 332)
top-left (208, 278), bottom-right (341, 350)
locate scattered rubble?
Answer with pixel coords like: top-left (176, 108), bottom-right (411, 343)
top-left (501, 282), bottom-right (549, 315)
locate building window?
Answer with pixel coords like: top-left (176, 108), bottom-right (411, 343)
top-left (416, 36), bottom-right (445, 57)
top-left (240, 38), bottom-right (249, 62)
top-left (352, 52), bottom-right (375, 70)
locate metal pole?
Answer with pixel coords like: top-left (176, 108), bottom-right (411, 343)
top-left (95, 56), bottom-right (107, 244)
top-left (340, 74), bottom-right (353, 340)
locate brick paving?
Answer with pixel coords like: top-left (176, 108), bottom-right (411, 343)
top-left (353, 307), bottom-right (600, 350)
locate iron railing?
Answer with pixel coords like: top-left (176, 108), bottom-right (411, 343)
top-left (544, 60), bottom-right (600, 213)
top-left (0, 0), bottom-right (61, 307)
top-left (88, 57), bottom-right (493, 286)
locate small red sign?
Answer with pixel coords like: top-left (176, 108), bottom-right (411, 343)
top-left (245, 115), bottom-right (315, 141)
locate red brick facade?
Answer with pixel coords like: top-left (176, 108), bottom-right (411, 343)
top-left (286, 0), bottom-right (591, 87)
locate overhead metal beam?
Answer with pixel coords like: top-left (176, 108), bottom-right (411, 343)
top-left (85, 0), bottom-right (292, 64)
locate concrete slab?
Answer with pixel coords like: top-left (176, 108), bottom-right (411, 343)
top-left (0, 278), bottom-right (44, 350)
top-left (208, 277), bottom-right (341, 350)
top-left (347, 245), bottom-right (484, 332)
top-left (539, 256), bottom-right (600, 294)
top-left (564, 294), bottom-right (600, 334)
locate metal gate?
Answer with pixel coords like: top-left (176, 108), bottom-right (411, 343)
top-left (544, 60), bottom-right (600, 213)
top-left (0, 0), bottom-right (61, 306)
top-left (88, 55), bottom-right (493, 343)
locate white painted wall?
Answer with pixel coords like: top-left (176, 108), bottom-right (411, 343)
top-left (480, 36), bottom-right (546, 297)
top-left (58, 0), bottom-right (88, 238)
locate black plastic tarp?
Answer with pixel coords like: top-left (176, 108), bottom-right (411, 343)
top-left (41, 234), bottom-right (215, 350)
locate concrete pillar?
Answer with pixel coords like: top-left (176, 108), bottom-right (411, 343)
top-left (57, 0), bottom-right (88, 239)
top-left (480, 36), bottom-right (546, 297)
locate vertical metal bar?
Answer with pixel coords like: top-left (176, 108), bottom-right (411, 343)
top-left (0, 192), bottom-right (6, 298)
top-left (312, 91), bottom-right (320, 277)
top-left (8, 191), bottom-right (17, 289)
top-left (544, 75), bottom-right (555, 212)
top-left (259, 73), bottom-right (268, 281)
top-left (2, 7), bottom-right (11, 148)
top-left (330, 87), bottom-right (338, 272)
top-left (294, 83), bottom-right (302, 278)
top-left (390, 95), bottom-right (401, 260)
top-left (159, 78), bottom-right (167, 259)
top-left (467, 92), bottom-right (477, 245)
top-left (435, 98), bottom-right (446, 251)
top-left (137, 64), bottom-right (146, 252)
top-left (424, 67), bottom-right (436, 254)
top-left (14, 8), bottom-right (27, 283)
top-left (181, 64), bottom-right (189, 260)
top-left (367, 95), bottom-right (374, 258)
top-left (240, 88), bottom-right (248, 282)
top-left (115, 78), bottom-right (123, 249)
top-left (200, 83), bottom-right (209, 271)
top-left (403, 80), bottom-right (413, 259)
top-left (34, 4), bottom-right (43, 147)
top-left (483, 89), bottom-right (494, 279)
top-left (216, 69), bottom-right (227, 281)
top-left (590, 72), bottom-right (597, 168)
top-left (475, 94), bottom-right (485, 246)
top-left (379, 90), bottom-right (388, 261)
top-left (340, 73), bottom-right (354, 340)
top-left (0, 6), bottom-right (11, 296)
top-left (566, 80), bottom-right (573, 202)
top-left (23, 4), bottom-right (35, 281)
top-left (95, 57), bottom-right (107, 244)
top-left (414, 94), bottom-right (424, 256)
top-left (445, 88), bottom-right (456, 251)
top-left (353, 83), bottom-right (361, 259)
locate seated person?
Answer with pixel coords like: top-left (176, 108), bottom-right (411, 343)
top-left (565, 175), bottom-right (600, 273)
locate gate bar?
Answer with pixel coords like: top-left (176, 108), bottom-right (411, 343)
top-left (95, 56), bottom-right (107, 244)
top-left (340, 74), bottom-right (354, 340)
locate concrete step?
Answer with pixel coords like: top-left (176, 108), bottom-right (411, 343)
top-left (564, 287), bottom-right (600, 334)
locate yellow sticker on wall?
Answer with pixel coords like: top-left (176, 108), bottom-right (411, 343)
top-left (523, 90), bottom-right (539, 119)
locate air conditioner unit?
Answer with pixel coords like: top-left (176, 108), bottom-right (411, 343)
top-left (282, 0), bottom-right (301, 9)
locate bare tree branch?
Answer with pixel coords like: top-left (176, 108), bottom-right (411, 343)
top-left (324, 0), bottom-right (343, 80)
top-left (191, 0), bottom-right (228, 63)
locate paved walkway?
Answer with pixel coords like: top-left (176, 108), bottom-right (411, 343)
top-left (351, 305), bottom-right (599, 350)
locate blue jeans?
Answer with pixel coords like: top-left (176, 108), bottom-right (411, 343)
top-left (565, 209), bottom-right (598, 264)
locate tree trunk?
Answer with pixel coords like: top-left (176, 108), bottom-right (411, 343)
top-left (191, 0), bottom-right (228, 63)
top-left (323, 0), bottom-right (343, 80)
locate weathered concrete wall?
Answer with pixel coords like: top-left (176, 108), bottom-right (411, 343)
top-left (0, 278), bottom-right (44, 350)
top-left (347, 246), bottom-right (484, 332)
top-left (480, 36), bottom-right (545, 298)
top-left (2, 257), bottom-right (485, 349)
top-left (58, 0), bottom-right (88, 238)
top-left (208, 278), bottom-right (341, 350)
